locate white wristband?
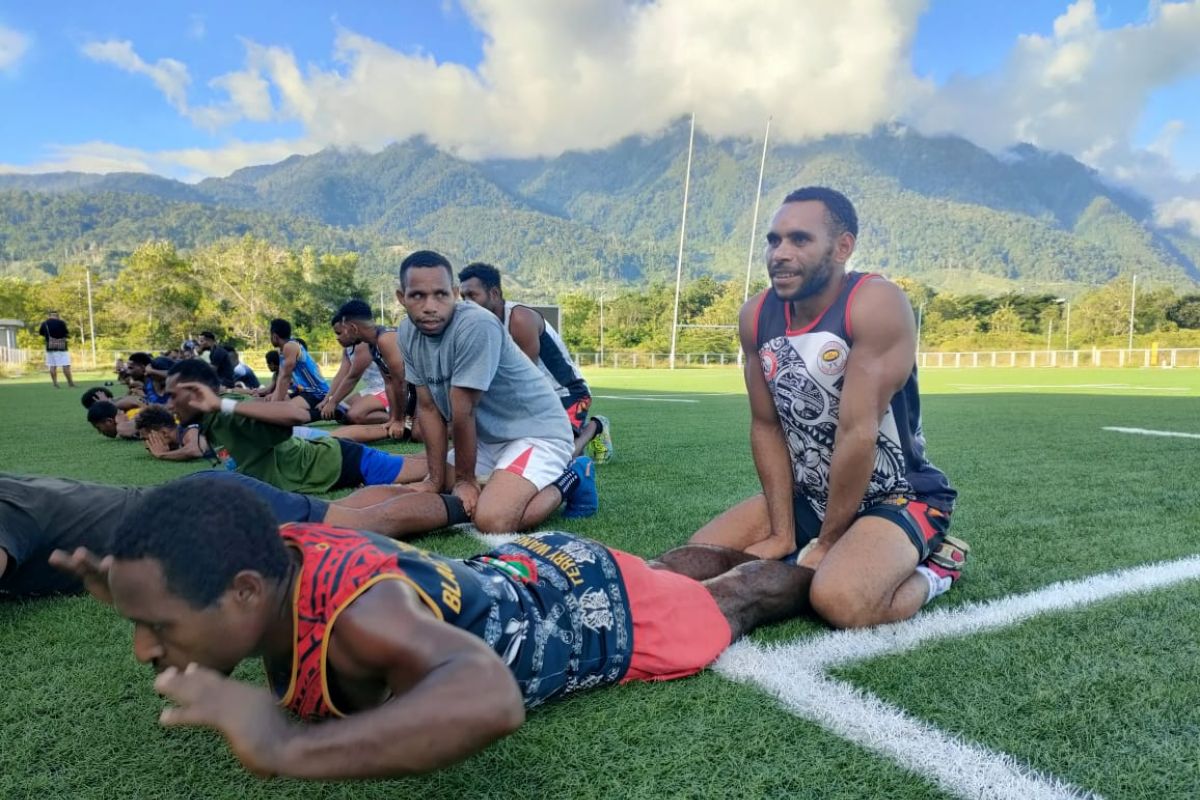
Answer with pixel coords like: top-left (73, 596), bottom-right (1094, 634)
top-left (220, 397), bottom-right (239, 416)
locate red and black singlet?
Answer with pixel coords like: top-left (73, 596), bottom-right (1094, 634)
top-left (272, 524), bottom-right (634, 720)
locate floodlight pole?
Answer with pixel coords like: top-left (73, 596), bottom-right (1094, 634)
top-left (599, 291), bottom-right (605, 364)
top-left (916, 301), bottom-right (925, 359)
top-left (85, 265), bottom-right (98, 368)
top-left (1127, 274), bottom-right (1137, 352)
top-left (739, 116), bottom-right (772, 368)
top-left (668, 113), bottom-right (696, 371)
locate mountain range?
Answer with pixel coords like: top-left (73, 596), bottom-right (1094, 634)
top-left (2, 121), bottom-right (1197, 297)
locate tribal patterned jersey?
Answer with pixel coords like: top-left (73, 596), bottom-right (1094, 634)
top-left (753, 272), bottom-right (956, 520)
top-left (272, 524), bottom-right (633, 719)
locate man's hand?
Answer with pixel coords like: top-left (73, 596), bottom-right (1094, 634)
top-left (452, 480), bottom-right (480, 518)
top-left (745, 533), bottom-right (798, 561)
top-left (177, 381), bottom-right (221, 414)
top-left (144, 429), bottom-right (173, 457)
top-left (156, 663), bottom-right (293, 779)
top-left (408, 477), bottom-right (442, 495)
top-left (318, 398), bottom-right (337, 421)
top-left (385, 419), bottom-right (408, 441)
top-left (48, 547), bottom-right (114, 604)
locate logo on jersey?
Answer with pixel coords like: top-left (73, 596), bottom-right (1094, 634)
top-left (760, 350), bottom-right (779, 381)
top-left (817, 341), bottom-right (848, 375)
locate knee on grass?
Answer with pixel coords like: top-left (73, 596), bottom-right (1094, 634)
top-left (809, 573), bottom-right (888, 630)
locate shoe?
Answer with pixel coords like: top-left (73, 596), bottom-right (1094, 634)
top-left (924, 535), bottom-right (970, 583)
top-left (562, 456), bottom-right (598, 518)
top-left (587, 415), bottom-right (614, 464)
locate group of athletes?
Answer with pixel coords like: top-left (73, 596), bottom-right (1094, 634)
top-left (1, 186), bottom-right (968, 780)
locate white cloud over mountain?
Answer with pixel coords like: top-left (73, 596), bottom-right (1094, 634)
top-left (11, 0), bottom-right (1200, 233)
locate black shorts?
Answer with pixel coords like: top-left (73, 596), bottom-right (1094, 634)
top-left (788, 494), bottom-right (951, 562)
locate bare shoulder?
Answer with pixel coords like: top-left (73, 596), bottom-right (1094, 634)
top-left (849, 277), bottom-right (914, 339)
top-left (327, 578), bottom-right (432, 676)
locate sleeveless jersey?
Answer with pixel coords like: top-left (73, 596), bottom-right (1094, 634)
top-left (367, 326), bottom-right (398, 381)
top-left (342, 344), bottom-right (386, 394)
top-left (272, 524), bottom-right (633, 720)
top-left (503, 302), bottom-right (589, 403)
top-left (754, 272), bottom-right (956, 518)
top-left (286, 339), bottom-right (329, 397)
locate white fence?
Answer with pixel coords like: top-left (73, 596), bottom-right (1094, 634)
top-left (4, 346), bottom-right (1200, 372)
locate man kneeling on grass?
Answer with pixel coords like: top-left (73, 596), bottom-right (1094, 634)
top-left (55, 476), bottom-right (812, 779)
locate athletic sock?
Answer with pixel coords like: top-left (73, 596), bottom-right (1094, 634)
top-left (591, 417), bottom-right (604, 436)
top-left (440, 493), bottom-right (470, 526)
top-left (916, 565), bottom-right (952, 605)
top-left (552, 468), bottom-right (580, 500)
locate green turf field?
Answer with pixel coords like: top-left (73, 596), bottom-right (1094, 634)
top-left (2, 366), bottom-right (1199, 799)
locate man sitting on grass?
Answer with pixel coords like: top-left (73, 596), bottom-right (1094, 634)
top-left (0, 470), bottom-right (462, 600)
top-left (166, 359), bottom-right (426, 494)
top-left (53, 476), bottom-right (813, 779)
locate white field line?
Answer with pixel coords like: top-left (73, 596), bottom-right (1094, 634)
top-left (592, 394), bottom-right (699, 403)
top-left (1103, 426), bottom-right (1200, 440)
top-left (717, 555), bottom-right (1200, 800)
top-left (948, 383), bottom-right (1188, 392)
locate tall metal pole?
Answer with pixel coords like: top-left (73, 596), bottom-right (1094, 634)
top-left (916, 302), bottom-right (925, 359)
top-left (1065, 301), bottom-right (1071, 350)
top-left (1127, 274), bottom-right (1137, 351)
top-left (738, 116), bottom-right (771, 368)
top-left (85, 266), bottom-right (98, 368)
top-left (668, 113), bottom-right (696, 370)
top-left (599, 291), bottom-right (605, 365)
top-left (742, 117), bottom-right (772, 305)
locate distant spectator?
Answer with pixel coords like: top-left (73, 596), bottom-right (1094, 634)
top-left (228, 347), bottom-right (261, 389)
top-left (198, 331), bottom-right (236, 388)
top-left (37, 311), bottom-right (75, 389)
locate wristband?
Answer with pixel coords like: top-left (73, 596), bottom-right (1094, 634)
top-left (220, 397), bottom-right (239, 416)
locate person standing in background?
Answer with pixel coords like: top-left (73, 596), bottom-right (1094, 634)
top-left (37, 311), bottom-right (75, 389)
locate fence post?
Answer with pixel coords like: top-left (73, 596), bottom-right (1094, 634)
top-left (633, 353), bottom-right (638, 368)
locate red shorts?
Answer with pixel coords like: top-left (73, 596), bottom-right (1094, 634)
top-left (609, 549), bottom-right (732, 683)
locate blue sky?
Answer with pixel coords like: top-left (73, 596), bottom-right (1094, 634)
top-left (1, 1), bottom-right (1198, 224)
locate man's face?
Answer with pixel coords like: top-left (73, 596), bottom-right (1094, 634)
top-left (92, 418), bottom-right (118, 438)
top-left (198, 336), bottom-right (214, 352)
top-left (128, 362), bottom-right (147, 380)
top-left (459, 278), bottom-right (502, 316)
top-left (332, 322), bottom-right (358, 348)
top-left (165, 374), bottom-right (202, 424)
top-left (400, 266), bottom-right (457, 336)
top-left (109, 558), bottom-right (260, 675)
top-left (269, 332), bottom-right (283, 348)
top-left (765, 201), bottom-right (852, 303)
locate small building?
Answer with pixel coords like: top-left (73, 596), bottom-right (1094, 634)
top-left (0, 319), bottom-right (24, 350)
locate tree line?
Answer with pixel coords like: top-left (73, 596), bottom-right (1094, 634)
top-left (3, 236), bottom-right (1200, 358)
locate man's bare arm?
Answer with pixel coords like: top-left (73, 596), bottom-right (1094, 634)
top-left (507, 307), bottom-right (542, 364)
top-left (738, 294), bottom-right (798, 560)
top-left (415, 385), bottom-right (448, 490)
top-left (270, 342), bottom-right (300, 402)
top-left (377, 333), bottom-right (409, 426)
top-left (180, 383), bottom-right (310, 427)
top-left (817, 279), bottom-right (915, 546)
top-left (155, 580), bottom-right (524, 779)
top-left (448, 386), bottom-right (481, 488)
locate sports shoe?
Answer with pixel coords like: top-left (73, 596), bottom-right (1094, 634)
top-left (562, 456), bottom-right (598, 518)
top-left (924, 535), bottom-right (970, 582)
top-left (587, 415), bottom-right (614, 464)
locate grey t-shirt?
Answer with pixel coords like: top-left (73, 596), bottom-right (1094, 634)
top-left (399, 301), bottom-right (572, 446)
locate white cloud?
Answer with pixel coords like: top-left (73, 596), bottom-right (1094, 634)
top-left (913, 1), bottom-right (1200, 178)
top-left (0, 24), bottom-right (31, 71)
top-left (0, 138), bottom-right (316, 183)
top-left (82, 39), bottom-right (191, 114)
top-left (187, 14), bottom-right (206, 41)
top-left (1156, 196), bottom-right (1200, 235)
top-left (178, 0), bottom-right (929, 158)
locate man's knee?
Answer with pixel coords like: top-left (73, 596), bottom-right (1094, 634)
top-left (472, 507), bottom-right (522, 534)
top-left (809, 571), bottom-right (882, 630)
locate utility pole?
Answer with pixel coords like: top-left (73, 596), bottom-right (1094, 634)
top-left (1128, 274), bottom-right (1137, 352)
top-left (738, 117), bottom-right (771, 367)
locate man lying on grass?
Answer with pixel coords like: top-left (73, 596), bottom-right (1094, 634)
top-left (54, 475), bottom-right (812, 779)
top-left (2, 471), bottom-right (463, 599)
